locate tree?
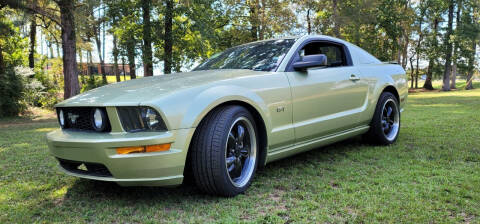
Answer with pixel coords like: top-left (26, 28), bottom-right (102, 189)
top-left (141, 0), bottom-right (153, 76)
top-left (451, 0), bottom-right (462, 89)
top-left (423, 0), bottom-right (445, 90)
top-left (107, 0), bottom-right (140, 79)
top-left (463, 0), bottom-right (480, 90)
top-left (58, 0), bottom-right (80, 98)
top-left (442, 0), bottom-right (454, 91)
top-left (28, 0), bottom-right (37, 68)
top-left (164, 0), bottom-right (173, 74)
top-left (332, 0), bottom-right (341, 38)
top-left (5, 0), bottom-right (80, 99)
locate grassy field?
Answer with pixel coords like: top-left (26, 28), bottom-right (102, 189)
top-left (1, 83), bottom-right (480, 223)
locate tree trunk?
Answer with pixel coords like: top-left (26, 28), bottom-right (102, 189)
top-left (332, 0), bottom-right (341, 38)
top-left (0, 44), bottom-right (4, 75)
top-left (122, 56), bottom-right (126, 81)
top-left (249, 0), bottom-right (259, 41)
top-left (87, 49), bottom-right (92, 79)
top-left (415, 74), bottom-right (418, 89)
top-left (29, 14), bottom-right (36, 69)
top-left (409, 56), bottom-right (414, 88)
top-left (142, 0), bottom-right (153, 77)
top-left (56, 41), bottom-right (60, 58)
top-left (79, 49), bottom-right (84, 85)
top-left (306, 8), bottom-right (311, 35)
top-left (423, 18), bottom-right (439, 90)
top-left (164, 0), bottom-right (173, 74)
top-left (465, 41), bottom-right (476, 90)
top-left (415, 51), bottom-right (420, 89)
top-left (127, 41), bottom-right (136, 79)
top-left (442, 0), bottom-right (454, 91)
top-left (424, 60), bottom-right (434, 90)
top-left (58, 0), bottom-right (80, 99)
top-left (401, 37), bottom-right (409, 69)
top-left (258, 0), bottom-right (265, 40)
top-left (450, 64), bottom-right (457, 89)
top-left (94, 32), bottom-right (106, 83)
top-left (113, 34), bottom-right (120, 82)
top-left (451, 0), bottom-right (461, 90)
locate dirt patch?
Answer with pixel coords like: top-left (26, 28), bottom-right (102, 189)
top-left (0, 107), bottom-right (56, 128)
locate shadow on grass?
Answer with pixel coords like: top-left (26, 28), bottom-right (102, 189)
top-left (62, 137), bottom-right (367, 203)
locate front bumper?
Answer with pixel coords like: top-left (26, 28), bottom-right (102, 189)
top-left (46, 128), bottom-right (195, 186)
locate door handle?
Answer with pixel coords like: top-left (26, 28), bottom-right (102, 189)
top-left (350, 74), bottom-right (360, 81)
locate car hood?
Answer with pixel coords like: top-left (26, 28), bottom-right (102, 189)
top-left (57, 69), bottom-right (264, 107)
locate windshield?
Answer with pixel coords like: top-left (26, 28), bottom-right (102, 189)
top-left (193, 39), bottom-right (296, 72)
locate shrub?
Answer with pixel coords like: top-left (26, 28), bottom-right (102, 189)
top-left (15, 67), bottom-right (45, 108)
top-left (81, 75), bottom-right (107, 92)
top-left (0, 68), bottom-right (24, 117)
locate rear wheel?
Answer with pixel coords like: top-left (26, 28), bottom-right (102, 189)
top-left (191, 105), bottom-right (258, 197)
top-left (365, 92), bottom-right (400, 145)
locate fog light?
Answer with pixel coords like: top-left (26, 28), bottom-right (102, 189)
top-left (116, 144), bottom-right (171, 154)
top-left (92, 108), bottom-right (107, 131)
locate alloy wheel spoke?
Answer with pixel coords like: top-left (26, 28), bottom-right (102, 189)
top-left (228, 163), bottom-right (235, 172)
top-left (387, 106), bottom-right (393, 117)
top-left (233, 158), bottom-right (243, 177)
top-left (228, 132), bottom-right (236, 144)
top-left (226, 156), bottom-right (236, 166)
top-left (237, 125), bottom-right (245, 143)
top-left (240, 148), bottom-right (249, 158)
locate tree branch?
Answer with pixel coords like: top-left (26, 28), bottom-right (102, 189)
top-left (4, 0), bottom-right (62, 28)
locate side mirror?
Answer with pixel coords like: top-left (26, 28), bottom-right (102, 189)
top-left (293, 54), bottom-right (328, 71)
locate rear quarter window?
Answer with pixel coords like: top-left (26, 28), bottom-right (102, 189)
top-left (349, 44), bottom-right (381, 65)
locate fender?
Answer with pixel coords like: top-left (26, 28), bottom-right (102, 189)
top-left (180, 85), bottom-right (272, 133)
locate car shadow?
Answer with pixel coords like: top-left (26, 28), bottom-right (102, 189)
top-left (63, 136), bottom-right (368, 202)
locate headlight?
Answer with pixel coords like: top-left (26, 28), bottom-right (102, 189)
top-left (117, 107), bottom-right (167, 132)
top-left (143, 108), bottom-right (161, 129)
top-left (92, 108), bottom-right (108, 131)
top-left (58, 109), bottom-right (65, 127)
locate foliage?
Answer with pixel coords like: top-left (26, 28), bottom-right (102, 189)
top-left (80, 75), bottom-right (108, 92)
top-left (14, 66), bottom-right (45, 107)
top-left (0, 68), bottom-right (24, 117)
top-left (1, 0), bottom-right (480, 111)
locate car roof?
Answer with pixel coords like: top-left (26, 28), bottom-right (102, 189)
top-left (248, 34), bottom-right (348, 44)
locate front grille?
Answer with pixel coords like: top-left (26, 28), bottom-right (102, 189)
top-left (57, 158), bottom-right (113, 177)
top-left (57, 107), bottom-right (111, 132)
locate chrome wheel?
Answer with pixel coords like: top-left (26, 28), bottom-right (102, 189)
top-left (381, 99), bottom-right (400, 141)
top-left (225, 117), bottom-right (257, 188)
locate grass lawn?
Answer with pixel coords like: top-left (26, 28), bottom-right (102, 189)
top-left (106, 75), bottom-right (131, 83)
top-left (1, 83), bottom-right (480, 223)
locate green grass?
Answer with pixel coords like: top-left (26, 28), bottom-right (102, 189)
top-left (1, 85), bottom-right (480, 223)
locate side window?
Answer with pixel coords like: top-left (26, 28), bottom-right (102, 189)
top-left (299, 42), bottom-right (347, 67)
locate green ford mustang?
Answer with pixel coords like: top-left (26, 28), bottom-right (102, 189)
top-left (47, 35), bottom-right (407, 197)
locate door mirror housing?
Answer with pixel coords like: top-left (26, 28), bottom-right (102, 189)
top-left (293, 54), bottom-right (328, 71)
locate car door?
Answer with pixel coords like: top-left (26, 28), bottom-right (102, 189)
top-left (285, 40), bottom-right (369, 143)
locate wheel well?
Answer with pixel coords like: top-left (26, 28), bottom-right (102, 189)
top-left (382, 85), bottom-right (399, 102)
top-left (183, 101), bottom-right (268, 181)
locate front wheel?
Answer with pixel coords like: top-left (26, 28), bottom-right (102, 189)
top-left (365, 92), bottom-right (400, 145)
top-left (191, 105), bottom-right (258, 197)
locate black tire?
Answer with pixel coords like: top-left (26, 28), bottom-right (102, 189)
top-left (191, 105), bottom-right (259, 197)
top-left (364, 92), bottom-right (401, 145)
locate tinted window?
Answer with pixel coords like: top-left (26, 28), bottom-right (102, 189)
top-left (299, 42), bottom-right (347, 67)
top-left (194, 39), bottom-right (296, 72)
